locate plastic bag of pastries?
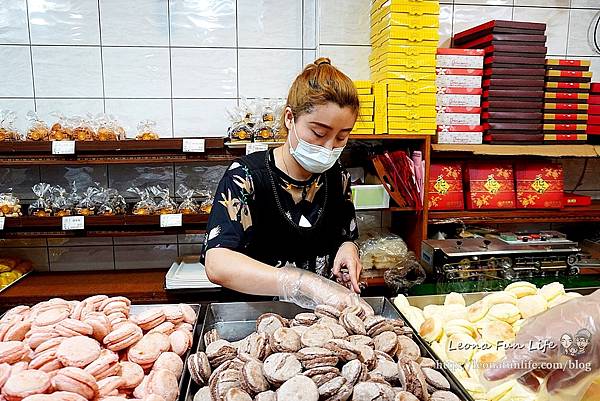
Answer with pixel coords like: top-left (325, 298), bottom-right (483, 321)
top-left (94, 187), bottom-right (126, 216)
top-left (135, 119), bottom-right (160, 140)
top-left (26, 111), bottom-right (49, 141)
top-left (29, 183), bottom-right (53, 216)
top-left (0, 190), bottom-right (22, 217)
top-left (67, 181), bottom-right (82, 211)
top-left (70, 115), bottom-right (95, 141)
top-left (359, 234), bottom-right (409, 270)
top-left (128, 186), bottom-right (156, 215)
top-left (96, 113), bottom-right (124, 141)
top-left (50, 185), bottom-right (72, 217)
top-left (0, 110), bottom-right (22, 141)
top-left (151, 185), bottom-right (177, 215)
top-left (226, 103), bottom-right (253, 142)
top-left (48, 112), bottom-right (73, 141)
top-left (176, 184), bottom-right (199, 214)
top-left (75, 186), bottom-right (100, 216)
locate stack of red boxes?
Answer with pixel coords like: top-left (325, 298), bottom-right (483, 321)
top-left (465, 163), bottom-right (516, 210)
top-left (587, 83), bottom-right (600, 138)
top-left (515, 162), bottom-right (563, 209)
top-left (543, 59), bottom-right (592, 143)
top-left (428, 163), bottom-right (464, 210)
top-left (435, 49), bottom-right (484, 144)
top-left (453, 20), bottom-right (548, 144)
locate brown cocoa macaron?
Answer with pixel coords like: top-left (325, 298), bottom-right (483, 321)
top-left (371, 359), bottom-right (399, 384)
top-left (418, 357), bottom-right (437, 369)
top-left (395, 336), bottom-right (421, 362)
top-left (241, 359), bottom-right (269, 394)
top-left (277, 375), bottom-right (319, 401)
top-left (255, 390), bottom-right (277, 401)
top-left (209, 368), bottom-right (241, 401)
top-left (421, 368), bottom-right (451, 391)
top-left (320, 322), bottom-right (349, 339)
top-left (395, 391), bottom-right (420, 401)
top-left (375, 350), bottom-right (395, 363)
top-left (270, 328), bottom-right (301, 353)
top-left (339, 312), bottom-right (366, 336)
top-left (318, 376), bottom-right (348, 399)
top-left (355, 345), bottom-right (376, 370)
top-left (341, 305), bottom-right (365, 320)
top-left (341, 360), bottom-right (368, 386)
top-left (323, 339), bottom-right (359, 362)
top-left (303, 366), bottom-right (340, 378)
top-left (397, 358), bottom-right (428, 401)
top-left (206, 340), bottom-right (238, 368)
top-left (364, 316), bottom-right (386, 331)
top-left (373, 331), bottom-right (398, 355)
top-left (263, 353), bottom-right (302, 385)
top-left (203, 328), bottom-right (220, 347)
top-left (353, 382), bottom-right (394, 401)
top-left (296, 347), bottom-right (338, 369)
top-left (314, 305), bottom-right (341, 320)
top-left (429, 390), bottom-right (461, 401)
top-left (224, 388), bottom-right (252, 401)
top-left (291, 313), bottom-right (319, 327)
top-left (301, 325), bottom-right (334, 348)
top-left (248, 332), bottom-right (270, 361)
top-left (187, 352), bottom-right (211, 385)
top-left (257, 314), bottom-right (288, 335)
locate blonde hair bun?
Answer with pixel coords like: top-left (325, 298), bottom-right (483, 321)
top-left (314, 57), bottom-right (331, 66)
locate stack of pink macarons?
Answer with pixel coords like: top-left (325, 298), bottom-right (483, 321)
top-left (0, 296), bottom-right (197, 401)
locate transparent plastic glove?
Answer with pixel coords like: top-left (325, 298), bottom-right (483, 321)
top-left (484, 290), bottom-right (600, 401)
top-left (277, 265), bottom-right (374, 316)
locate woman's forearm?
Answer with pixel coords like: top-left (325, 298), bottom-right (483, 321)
top-left (204, 248), bottom-right (282, 296)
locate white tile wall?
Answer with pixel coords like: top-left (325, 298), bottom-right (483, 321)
top-left (238, 0), bottom-right (303, 48)
top-left (99, 0), bottom-right (169, 46)
top-left (0, 46), bottom-right (34, 97)
top-left (28, 0), bottom-right (100, 45)
top-left (169, 0), bottom-right (237, 47)
top-left (0, 0), bottom-right (29, 44)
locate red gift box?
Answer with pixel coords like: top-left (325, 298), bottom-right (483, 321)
top-left (515, 163), bottom-right (564, 209)
top-left (428, 163), bottom-right (464, 210)
top-left (563, 193), bottom-right (592, 207)
top-left (465, 163), bottom-right (515, 209)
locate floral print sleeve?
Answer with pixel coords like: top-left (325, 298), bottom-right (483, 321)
top-left (339, 169), bottom-right (358, 244)
top-left (204, 161), bottom-right (254, 252)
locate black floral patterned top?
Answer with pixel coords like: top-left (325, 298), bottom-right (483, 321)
top-left (203, 149), bottom-right (358, 277)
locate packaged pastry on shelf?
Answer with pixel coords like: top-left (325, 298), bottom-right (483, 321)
top-left (95, 187), bottom-right (126, 216)
top-left (70, 115), bottom-right (95, 141)
top-left (128, 187), bottom-right (156, 215)
top-left (25, 111), bottom-right (49, 141)
top-left (226, 104), bottom-right (253, 142)
top-left (151, 185), bottom-right (177, 215)
top-left (48, 112), bottom-right (73, 141)
top-left (75, 186), bottom-right (100, 216)
top-left (50, 185), bottom-right (72, 217)
top-left (0, 110), bottom-right (22, 141)
top-left (29, 183), bottom-right (53, 216)
top-left (0, 191), bottom-right (22, 217)
top-left (135, 119), bottom-right (160, 140)
top-left (95, 113), bottom-right (124, 141)
top-left (253, 121), bottom-right (275, 142)
top-left (176, 184), bottom-right (199, 214)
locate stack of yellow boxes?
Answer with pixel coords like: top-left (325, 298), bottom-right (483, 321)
top-left (352, 80), bottom-right (376, 135)
top-left (369, 0), bottom-right (440, 135)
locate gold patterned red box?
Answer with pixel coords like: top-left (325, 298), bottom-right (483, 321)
top-left (428, 163), bottom-right (464, 210)
top-left (515, 163), bottom-right (563, 209)
top-left (465, 163), bottom-right (516, 209)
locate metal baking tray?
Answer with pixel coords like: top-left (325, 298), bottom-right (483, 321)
top-left (184, 298), bottom-right (474, 401)
top-left (0, 270), bottom-right (32, 295)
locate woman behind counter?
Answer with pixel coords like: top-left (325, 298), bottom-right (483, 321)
top-left (203, 58), bottom-right (371, 313)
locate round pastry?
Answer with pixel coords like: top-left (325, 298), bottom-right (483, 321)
top-left (419, 318), bottom-right (444, 343)
top-left (118, 361), bottom-right (145, 389)
top-left (444, 319), bottom-right (477, 339)
top-left (194, 387), bottom-right (212, 401)
top-left (538, 282), bottom-right (565, 302)
top-left (34, 307), bottom-right (70, 327)
top-left (505, 281), bottom-right (537, 299)
top-left (135, 308), bottom-right (166, 331)
top-left (146, 369), bottom-right (179, 401)
top-left (397, 358), bottom-right (427, 401)
top-left (0, 341), bottom-right (30, 364)
top-left (444, 292), bottom-right (466, 307)
top-left (422, 367), bottom-right (450, 391)
top-left (4, 320), bottom-right (31, 342)
top-left (241, 359), bottom-right (269, 394)
top-left (301, 325), bottom-right (334, 348)
top-left (2, 370), bottom-right (51, 400)
top-left (517, 294), bottom-right (548, 319)
top-left (298, 346), bottom-right (339, 368)
top-left (257, 313), bottom-right (288, 335)
top-left (429, 390), bottom-right (461, 401)
top-left (96, 376), bottom-right (124, 398)
top-left (187, 352), bottom-right (211, 385)
top-left (341, 359), bottom-right (367, 386)
top-left (54, 319), bottom-right (94, 337)
top-left (56, 336), bottom-right (101, 368)
top-left (153, 352), bottom-right (184, 379)
top-left (315, 305), bottom-right (341, 320)
top-left (394, 391), bottom-right (420, 401)
top-left (0, 362), bottom-right (12, 388)
top-left (373, 331), bottom-right (397, 355)
top-left (339, 312), bottom-right (366, 336)
top-left (479, 320), bottom-right (516, 345)
top-left (162, 306), bottom-right (184, 325)
top-left (276, 375), bottom-right (319, 401)
top-left (149, 322), bottom-right (176, 336)
top-left (484, 292), bottom-right (517, 307)
top-left (445, 334), bottom-right (476, 364)
top-left (83, 313), bottom-right (111, 342)
top-left (179, 304), bottom-right (197, 324)
top-left (206, 340), bottom-right (237, 368)
top-left (466, 300), bottom-right (490, 323)
top-left (82, 349), bottom-right (120, 380)
top-left (395, 336), bottom-right (420, 362)
top-left (422, 304), bottom-right (443, 320)
top-left (224, 388), bottom-right (252, 401)
top-left (51, 367), bottom-right (99, 400)
top-left (346, 335), bottom-right (373, 348)
top-left (292, 313), bottom-right (318, 327)
top-left (353, 382), bottom-right (387, 401)
top-left (355, 344), bottom-right (376, 370)
top-left (254, 390), bottom-right (277, 401)
top-left (487, 303), bottom-right (521, 324)
top-left (263, 353), bottom-right (302, 385)
top-left (270, 327), bottom-right (302, 353)
top-left (371, 359), bottom-right (399, 383)
top-left (103, 323), bottom-right (143, 352)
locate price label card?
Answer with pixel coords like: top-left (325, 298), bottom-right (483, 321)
top-left (182, 138), bottom-right (205, 153)
top-left (62, 216), bottom-right (85, 230)
top-left (0, 217), bottom-right (5, 230)
top-left (246, 142), bottom-right (269, 155)
top-left (160, 213), bottom-right (183, 228)
top-left (52, 140), bottom-right (76, 155)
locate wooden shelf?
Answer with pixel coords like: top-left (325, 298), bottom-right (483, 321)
top-left (0, 214), bottom-right (209, 238)
top-left (350, 134), bottom-right (432, 140)
top-left (0, 139), bottom-right (235, 165)
top-left (428, 201), bottom-right (600, 224)
top-left (431, 144), bottom-right (599, 158)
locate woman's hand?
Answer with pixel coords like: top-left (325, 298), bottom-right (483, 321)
top-left (333, 241), bottom-right (362, 293)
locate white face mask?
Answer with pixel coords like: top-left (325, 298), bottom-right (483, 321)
top-left (288, 118), bottom-right (344, 174)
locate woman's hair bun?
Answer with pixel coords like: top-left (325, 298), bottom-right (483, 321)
top-left (314, 57), bottom-right (331, 66)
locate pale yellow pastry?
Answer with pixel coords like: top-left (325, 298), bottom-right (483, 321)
top-left (431, 338), bottom-right (448, 361)
top-left (479, 320), bottom-right (515, 345)
top-left (502, 383), bottom-right (537, 401)
top-left (512, 319), bottom-right (526, 334)
top-left (445, 319), bottom-right (478, 339)
top-left (444, 292), bottom-right (466, 307)
top-left (504, 281), bottom-right (537, 299)
top-left (401, 305), bottom-right (425, 330)
top-left (393, 294), bottom-right (410, 310)
top-left (446, 333), bottom-right (477, 364)
top-left (486, 381), bottom-right (515, 401)
top-left (440, 304), bottom-right (468, 323)
top-left (484, 291), bottom-right (518, 307)
top-left (473, 347), bottom-right (505, 366)
top-left (419, 317), bottom-right (444, 342)
top-left (517, 294), bottom-right (548, 319)
top-left (423, 304), bottom-right (444, 319)
top-left (548, 292), bottom-right (581, 308)
top-left (538, 282), bottom-right (565, 302)
top-left (460, 378), bottom-right (487, 400)
top-left (467, 300), bottom-right (490, 323)
top-left (487, 303), bottom-right (521, 324)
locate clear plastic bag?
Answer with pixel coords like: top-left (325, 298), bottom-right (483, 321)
top-left (26, 111), bottom-right (49, 141)
top-left (151, 185), bottom-right (177, 215)
top-left (95, 113), bottom-right (123, 141)
top-left (0, 110), bottom-right (22, 141)
top-left (67, 181), bottom-right (82, 213)
top-left (135, 119), bottom-right (160, 140)
top-left (226, 104), bottom-right (253, 142)
top-left (29, 183), bottom-right (52, 216)
top-left (176, 184), bottom-right (199, 215)
top-left (75, 186), bottom-right (100, 216)
top-left (0, 190), bottom-right (22, 217)
top-left (359, 234), bottom-right (409, 270)
top-left (128, 187), bottom-right (155, 215)
top-left (94, 187), bottom-right (126, 216)
top-left (48, 112), bottom-right (72, 141)
top-left (70, 115), bottom-right (95, 141)
top-left (50, 185), bottom-right (71, 217)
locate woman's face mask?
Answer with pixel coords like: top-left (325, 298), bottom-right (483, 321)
top-left (288, 118), bottom-right (345, 174)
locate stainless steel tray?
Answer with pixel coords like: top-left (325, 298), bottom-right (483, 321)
top-left (184, 298), bottom-right (474, 401)
top-left (0, 270), bottom-right (32, 295)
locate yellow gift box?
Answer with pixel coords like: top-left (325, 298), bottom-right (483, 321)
top-left (354, 121), bottom-right (376, 130)
top-left (359, 107), bottom-right (375, 117)
top-left (358, 94), bottom-right (375, 103)
top-left (370, 12), bottom-right (439, 30)
top-left (370, 54), bottom-right (436, 69)
top-left (371, 26), bottom-right (439, 43)
top-left (387, 108), bottom-right (436, 119)
top-left (351, 128), bottom-right (375, 135)
top-left (371, 0), bottom-right (441, 16)
top-left (371, 70), bottom-right (435, 82)
top-left (370, 64), bottom-right (436, 75)
top-left (387, 81), bottom-right (436, 94)
top-left (388, 118), bottom-right (437, 131)
top-left (387, 92), bottom-right (436, 104)
top-left (353, 80), bottom-right (372, 89)
top-left (369, 45), bottom-right (436, 63)
top-left (357, 87), bottom-right (372, 95)
top-left (374, 83), bottom-right (388, 134)
top-left (372, 36), bottom-right (438, 49)
top-left (371, 39), bottom-right (438, 52)
top-left (371, 18), bottom-right (439, 38)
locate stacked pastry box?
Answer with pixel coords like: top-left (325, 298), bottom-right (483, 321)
top-left (352, 80), bottom-right (375, 135)
top-left (435, 49), bottom-right (484, 144)
top-left (428, 162), bottom-right (464, 210)
top-left (544, 59), bottom-right (592, 143)
top-left (515, 162), bottom-right (563, 209)
top-left (453, 20), bottom-right (548, 144)
top-left (587, 82), bottom-right (600, 137)
top-left (369, 0), bottom-right (440, 135)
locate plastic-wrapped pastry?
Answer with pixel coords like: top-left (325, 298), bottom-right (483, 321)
top-left (94, 187), bottom-right (125, 216)
top-left (70, 115), bottom-right (95, 141)
top-left (75, 187), bottom-right (99, 216)
top-left (95, 114), bottom-right (123, 141)
top-left (48, 112), bottom-right (72, 141)
top-left (128, 187), bottom-right (156, 215)
top-left (200, 197), bottom-right (213, 214)
top-left (67, 181), bottom-right (82, 212)
top-left (176, 184), bottom-right (199, 215)
top-left (135, 119), bottom-right (160, 140)
top-left (26, 111), bottom-right (49, 141)
top-left (227, 104), bottom-right (253, 142)
top-left (253, 122), bottom-right (275, 142)
top-left (0, 191), bottom-right (22, 217)
top-left (0, 110), bottom-right (22, 141)
top-left (29, 183), bottom-right (53, 216)
top-left (50, 185), bottom-right (71, 217)
top-left (151, 185), bottom-right (177, 215)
